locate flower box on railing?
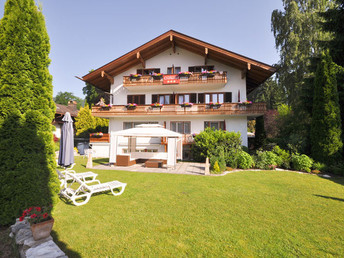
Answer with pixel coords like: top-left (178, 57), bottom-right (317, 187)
top-left (129, 74), bottom-right (142, 81)
top-left (125, 103), bottom-right (137, 110)
top-left (151, 103), bottom-right (163, 109)
top-left (207, 102), bottom-right (222, 109)
top-left (90, 132), bottom-right (104, 138)
top-left (180, 102), bottom-right (193, 108)
top-left (238, 101), bottom-right (252, 106)
top-left (201, 70), bottom-right (218, 78)
top-left (100, 104), bottom-right (112, 109)
top-left (178, 71), bottom-right (192, 79)
top-left (151, 73), bottom-right (163, 80)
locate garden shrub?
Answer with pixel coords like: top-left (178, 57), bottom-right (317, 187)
top-left (272, 146), bottom-right (291, 169)
top-left (192, 128), bottom-right (242, 163)
top-left (237, 151), bottom-right (254, 169)
top-left (212, 161), bottom-right (221, 174)
top-left (291, 154), bottom-right (313, 172)
top-left (327, 162), bottom-right (344, 176)
top-left (312, 162), bottom-right (327, 172)
top-left (209, 147), bottom-right (226, 173)
top-left (255, 151), bottom-right (279, 170)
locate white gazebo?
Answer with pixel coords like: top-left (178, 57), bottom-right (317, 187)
top-left (109, 124), bottom-right (183, 167)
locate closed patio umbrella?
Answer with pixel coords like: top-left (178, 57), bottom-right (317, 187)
top-left (58, 112), bottom-right (74, 167)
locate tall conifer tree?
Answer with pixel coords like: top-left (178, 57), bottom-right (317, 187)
top-left (310, 51), bottom-right (342, 163)
top-left (0, 0), bottom-right (59, 225)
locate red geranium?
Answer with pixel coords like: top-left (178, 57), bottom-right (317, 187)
top-left (19, 206), bottom-right (53, 225)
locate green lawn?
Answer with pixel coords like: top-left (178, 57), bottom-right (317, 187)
top-left (53, 157), bottom-right (344, 257)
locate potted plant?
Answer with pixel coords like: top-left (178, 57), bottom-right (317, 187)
top-left (207, 102), bottom-right (222, 109)
top-left (125, 103), bottom-right (137, 110)
top-left (201, 70), bottom-right (217, 77)
top-left (129, 73), bottom-right (142, 81)
top-left (100, 103), bottom-right (112, 109)
top-left (180, 102), bottom-right (193, 108)
top-left (151, 73), bottom-right (163, 80)
top-left (151, 103), bottom-right (163, 109)
top-left (178, 71), bottom-right (192, 79)
top-left (19, 206), bottom-right (54, 241)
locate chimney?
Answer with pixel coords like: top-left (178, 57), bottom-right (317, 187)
top-left (68, 100), bottom-right (77, 111)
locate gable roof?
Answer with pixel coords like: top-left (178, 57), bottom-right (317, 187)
top-left (81, 30), bottom-right (276, 93)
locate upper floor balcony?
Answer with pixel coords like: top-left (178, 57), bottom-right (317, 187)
top-left (92, 102), bottom-right (266, 118)
top-left (122, 72), bottom-right (227, 91)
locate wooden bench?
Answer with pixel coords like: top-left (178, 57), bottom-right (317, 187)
top-left (145, 160), bottom-right (163, 168)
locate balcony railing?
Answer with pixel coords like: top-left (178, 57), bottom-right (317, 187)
top-left (123, 72), bottom-right (227, 87)
top-left (92, 103), bottom-right (266, 117)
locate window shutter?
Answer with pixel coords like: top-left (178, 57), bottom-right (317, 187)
top-left (140, 95), bottom-right (145, 105)
top-left (170, 94), bottom-right (175, 104)
top-left (198, 93), bottom-right (204, 103)
top-left (225, 92), bottom-right (232, 103)
top-left (127, 95), bottom-right (132, 104)
top-left (190, 93), bottom-right (197, 104)
top-left (152, 94), bottom-right (158, 104)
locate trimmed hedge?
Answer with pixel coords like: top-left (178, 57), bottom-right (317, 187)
top-left (0, 0), bottom-right (59, 225)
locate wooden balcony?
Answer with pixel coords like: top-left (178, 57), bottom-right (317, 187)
top-left (92, 103), bottom-right (266, 118)
top-left (123, 72), bottom-right (227, 91)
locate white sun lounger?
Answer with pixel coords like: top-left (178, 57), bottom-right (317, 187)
top-left (59, 172), bottom-right (127, 206)
top-left (56, 168), bottom-right (98, 188)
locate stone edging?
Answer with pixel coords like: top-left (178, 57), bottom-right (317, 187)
top-left (9, 218), bottom-right (67, 258)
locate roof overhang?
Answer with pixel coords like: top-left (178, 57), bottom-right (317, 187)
top-left (81, 30), bottom-right (276, 93)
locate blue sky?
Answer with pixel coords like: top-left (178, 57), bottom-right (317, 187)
top-left (0, 0), bottom-right (283, 98)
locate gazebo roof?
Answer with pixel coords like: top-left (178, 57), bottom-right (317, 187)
top-left (112, 124), bottom-right (182, 138)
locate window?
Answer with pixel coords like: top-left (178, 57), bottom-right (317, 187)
top-left (167, 66), bottom-right (181, 74)
top-left (204, 121), bottom-right (225, 130)
top-left (205, 93), bottom-right (224, 103)
top-left (176, 93), bottom-right (196, 104)
top-left (178, 94), bottom-right (190, 104)
top-left (171, 122), bottom-right (191, 134)
top-left (127, 95), bottom-right (145, 105)
top-left (152, 94), bottom-right (173, 104)
top-left (123, 121), bottom-right (158, 129)
top-left (188, 65), bottom-right (214, 73)
top-left (198, 92), bottom-right (232, 103)
top-left (137, 68), bottom-right (160, 75)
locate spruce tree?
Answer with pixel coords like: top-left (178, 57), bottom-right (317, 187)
top-left (0, 0), bottom-right (59, 225)
top-left (310, 51), bottom-right (343, 163)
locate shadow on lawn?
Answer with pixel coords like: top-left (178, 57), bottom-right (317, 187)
top-left (314, 194), bottom-right (344, 202)
top-left (51, 230), bottom-right (81, 258)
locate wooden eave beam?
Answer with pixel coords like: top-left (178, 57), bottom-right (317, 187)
top-left (170, 35), bottom-right (175, 53)
top-left (241, 63), bottom-right (251, 79)
top-left (101, 71), bottom-right (114, 85)
top-left (136, 52), bottom-right (145, 68)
